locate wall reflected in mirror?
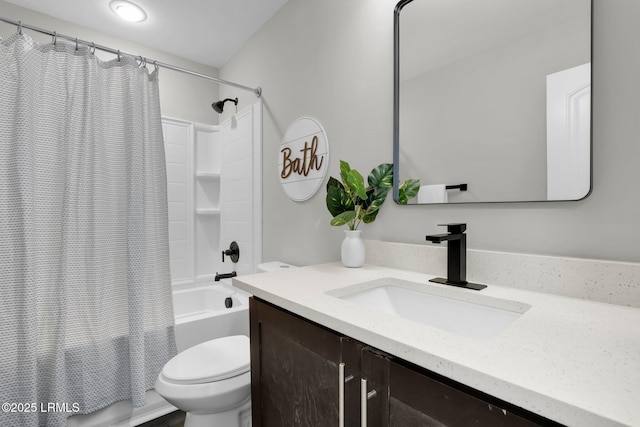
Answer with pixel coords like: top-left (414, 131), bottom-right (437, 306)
top-left (393, 0), bottom-right (592, 204)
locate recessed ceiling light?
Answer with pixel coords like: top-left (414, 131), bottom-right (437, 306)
top-left (109, 0), bottom-right (147, 23)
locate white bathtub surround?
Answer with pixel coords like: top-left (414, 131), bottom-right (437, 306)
top-left (0, 33), bottom-right (176, 427)
top-left (364, 239), bottom-right (640, 308)
top-left (234, 263), bottom-right (640, 427)
top-left (164, 102), bottom-right (262, 288)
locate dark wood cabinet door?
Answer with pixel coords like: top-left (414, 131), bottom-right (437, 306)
top-left (250, 297), bottom-right (343, 427)
top-left (341, 337), bottom-right (364, 427)
top-left (361, 347), bottom-right (390, 427)
top-left (389, 360), bottom-right (562, 427)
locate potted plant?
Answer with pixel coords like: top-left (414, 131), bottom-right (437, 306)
top-left (326, 160), bottom-right (420, 267)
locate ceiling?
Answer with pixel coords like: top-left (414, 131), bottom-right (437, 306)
top-left (3, 0), bottom-right (288, 68)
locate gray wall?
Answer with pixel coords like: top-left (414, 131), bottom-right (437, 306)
top-left (0, 0), bottom-right (220, 125)
top-left (220, 0), bottom-right (640, 265)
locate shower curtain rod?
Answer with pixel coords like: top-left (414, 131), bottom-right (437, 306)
top-left (0, 16), bottom-right (262, 98)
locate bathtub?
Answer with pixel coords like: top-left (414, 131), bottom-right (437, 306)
top-left (67, 280), bottom-right (250, 427)
top-left (173, 281), bottom-right (250, 352)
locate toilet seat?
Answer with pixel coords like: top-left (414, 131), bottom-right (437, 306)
top-left (162, 335), bottom-right (250, 385)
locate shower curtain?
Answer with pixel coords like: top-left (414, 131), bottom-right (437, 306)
top-left (0, 33), bottom-right (177, 426)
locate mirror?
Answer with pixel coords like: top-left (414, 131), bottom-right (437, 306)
top-left (393, 0), bottom-right (592, 204)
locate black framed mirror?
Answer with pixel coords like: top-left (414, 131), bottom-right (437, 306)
top-left (393, 0), bottom-right (592, 204)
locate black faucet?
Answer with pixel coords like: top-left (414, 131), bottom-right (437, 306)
top-left (215, 271), bottom-right (237, 281)
top-left (425, 223), bottom-right (486, 290)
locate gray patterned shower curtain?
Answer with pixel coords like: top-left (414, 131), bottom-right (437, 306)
top-left (0, 33), bottom-right (177, 426)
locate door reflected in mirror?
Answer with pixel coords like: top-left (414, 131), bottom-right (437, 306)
top-left (393, 0), bottom-right (592, 204)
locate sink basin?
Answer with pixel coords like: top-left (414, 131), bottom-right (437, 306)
top-left (328, 278), bottom-right (529, 339)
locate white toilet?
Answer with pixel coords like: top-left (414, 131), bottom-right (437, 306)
top-left (155, 335), bottom-right (251, 427)
top-left (155, 262), bottom-right (295, 427)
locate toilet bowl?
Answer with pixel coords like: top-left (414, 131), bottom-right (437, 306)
top-left (155, 335), bottom-right (251, 427)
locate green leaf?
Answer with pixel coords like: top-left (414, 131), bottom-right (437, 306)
top-left (362, 164), bottom-right (393, 222)
top-left (362, 210), bottom-right (380, 224)
top-left (362, 187), bottom-right (390, 223)
top-left (398, 179), bottom-right (421, 204)
top-left (339, 160), bottom-right (351, 186)
top-left (345, 169), bottom-right (367, 200)
top-left (326, 176), bottom-right (343, 191)
top-left (368, 163), bottom-right (394, 190)
top-left (326, 177), bottom-right (353, 217)
top-left (330, 210), bottom-right (356, 227)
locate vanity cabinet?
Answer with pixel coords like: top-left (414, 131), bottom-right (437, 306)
top-left (249, 297), bottom-right (560, 427)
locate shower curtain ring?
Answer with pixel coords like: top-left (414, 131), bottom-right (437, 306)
top-left (117, 50), bottom-right (121, 62)
top-left (52, 31), bottom-right (57, 46)
top-left (17, 21), bottom-right (22, 35)
top-left (90, 42), bottom-right (96, 55)
top-left (75, 38), bottom-right (79, 52)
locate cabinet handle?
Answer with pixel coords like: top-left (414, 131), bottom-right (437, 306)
top-left (339, 363), bottom-right (345, 427)
top-left (339, 363), bottom-right (354, 427)
top-left (360, 378), bottom-right (377, 427)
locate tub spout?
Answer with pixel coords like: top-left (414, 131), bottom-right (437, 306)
top-left (215, 271), bottom-right (237, 281)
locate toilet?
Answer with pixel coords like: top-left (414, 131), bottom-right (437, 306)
top-left (155, 262), bottom-right (295, 427)
top-left (155, 335), bottom-right (251, 427)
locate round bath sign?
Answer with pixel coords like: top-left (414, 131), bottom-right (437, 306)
top-left (279, 117), bottom-right (329, 202)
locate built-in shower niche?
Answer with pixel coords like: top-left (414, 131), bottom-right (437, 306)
top-left (195, 176), bottom-right (220, 214)
top-left (194, 124), bottom-right (223, 283)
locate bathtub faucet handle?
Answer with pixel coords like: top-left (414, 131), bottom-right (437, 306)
top-left (222, 241), bottom-right (240, 263)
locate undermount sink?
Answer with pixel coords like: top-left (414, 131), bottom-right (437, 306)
top-left (328, 278), bottom-right (530, 340)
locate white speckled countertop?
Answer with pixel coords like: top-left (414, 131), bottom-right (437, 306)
top-left (233, 262), bottom-right (640, 427)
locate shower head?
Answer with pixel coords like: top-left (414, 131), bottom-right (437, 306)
top-left (212, 97), bottom-right (238, 114)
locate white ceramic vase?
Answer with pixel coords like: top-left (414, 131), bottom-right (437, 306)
top-left (341, 230), bottom-right (365, 268)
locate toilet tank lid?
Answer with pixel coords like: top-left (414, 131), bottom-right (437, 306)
top-left (257, 261), bottom-right (296, 272)
top-left (161, 335), bottom-right (250, 385)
